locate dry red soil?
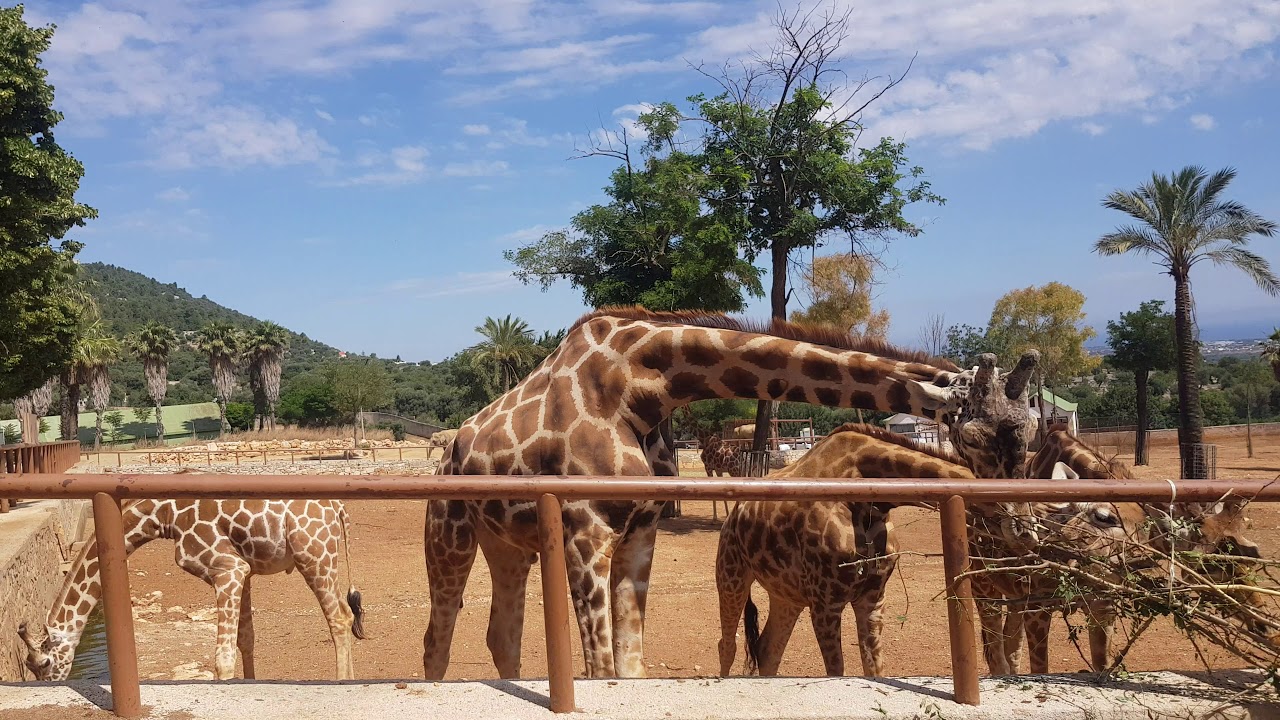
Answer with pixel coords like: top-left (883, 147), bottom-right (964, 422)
top-left (115, 438), bottom-right (1279, 682)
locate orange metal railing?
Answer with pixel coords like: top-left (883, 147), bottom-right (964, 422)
top-left (2, 472), bottom-right (1277, 718)
top-left (0, 441), bottom-right (82, 512)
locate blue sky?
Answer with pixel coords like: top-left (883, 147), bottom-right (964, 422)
top-left (34, 0), bottom-right (1280, 362)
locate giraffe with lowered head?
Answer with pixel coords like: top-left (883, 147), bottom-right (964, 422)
top-left (424, 306), bottom-right (1042, 680)
top-left (18, 498), bottom-right (364, 681)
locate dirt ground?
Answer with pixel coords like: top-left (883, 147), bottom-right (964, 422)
top-left (110, 438), bottom-right (1280, 683)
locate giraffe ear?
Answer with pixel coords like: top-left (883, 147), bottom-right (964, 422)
top-left (1050, 461), bottom-right (1079, 480)
top-left (17, 623), bottom-right (39, 652)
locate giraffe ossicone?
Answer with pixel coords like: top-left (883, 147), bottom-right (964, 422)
top-left (424, 306), bottom-right (1040, 681)
top-left (17, 498), bottom-right (364, 681)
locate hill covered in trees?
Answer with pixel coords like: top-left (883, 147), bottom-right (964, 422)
top-left (80, 262), bottom-right (342, 407)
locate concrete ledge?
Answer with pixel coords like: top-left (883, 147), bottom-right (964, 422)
top-left (1, 671), bottom-right (1275, 719)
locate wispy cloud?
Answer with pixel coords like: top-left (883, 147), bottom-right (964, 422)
top-left (442, 160), bottom-right (512, 177)
top-left (150, 105), bottom-right (334, 169)
top-left (385, 271), bottom-right (519, 299)
top-left (1077, 121), bottom-right (1107, 137)
top-left (315, 109), bottom-right (334, 122)
top-left (332, 145), bottom-right (430, 186)
top-left (496, 224), bottom-right (555, 246)
top-left (1190, 113), bottom-right (1217, 131)
top-left (156, 186), bottom-right (190, 202)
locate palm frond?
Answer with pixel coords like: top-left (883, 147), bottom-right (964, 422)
top-left (1094, 227), bottom-right (1165, 257)
top-left (1196, 248), bottom-right (1280, 296)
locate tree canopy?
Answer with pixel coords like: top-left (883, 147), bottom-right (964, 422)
top-left (0, 6), bottom-right (97, 400)
top-left (986, 282), bottom-right (1099, 386)
top-left (790, 254), bottom-right (889, 338)
top-left (1107, 301), bottom-right (1175, 376)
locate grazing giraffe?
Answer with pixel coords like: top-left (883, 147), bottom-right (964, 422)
top-left (1013, 425), bottom-right (1280, 673)
top-left (17, 498), bottom-right (364, 681)
top-left (717, 424), bottom-right (977, 678)
top-left (425, 307), bottom-right (1031, 681)
top-left (699, 432), bottom-right (740, 518)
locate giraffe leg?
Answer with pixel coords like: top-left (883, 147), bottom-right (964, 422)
top-left (565, 524), bottom-right (616, 678)
top-left (210, 560), bottom-right (250, 680)
top-left (1025, 608), bottom-right (1051, 674)
top-left (975, 596), bottom-right (1011, 676)
top-left (237, 577), bottom-right (255, 679)
top-left (715, 531), bottom-right (752, 676)
top-left (292, 535), bottom-right (357, 680)
top-left (478, 529), bottom-right (533, 679)
top-left (423, 500), bottom-right (478, 680)
top-left (810, 603), bottom-right (845, 677)
top-left (853, 583), bottom-right (888, 677)
top-left (609, 515), bottom-right (659, 678)
top-left (1001, 600), bottom-right (1027, 675)
top-left (1086, 602), bottom-right (1115, 672)
top-left (754, 596), bottom-right (803, 677)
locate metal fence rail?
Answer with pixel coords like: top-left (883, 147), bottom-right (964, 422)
top-left (0, 441), bottom-right (81, 512)
top-left (2, 473), bottom-right (1277, 719)
top-left (78, 446), bottom-right (435, 468)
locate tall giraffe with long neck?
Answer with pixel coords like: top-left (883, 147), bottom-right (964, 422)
top-left (17, 499), bottom-right (364, 681)
top-left (424, 307), bottom-right (1039, 680)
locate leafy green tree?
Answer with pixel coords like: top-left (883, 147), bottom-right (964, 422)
top-left (790, 254), bottom-right (889, 338)
top-left (1232, 361), bottom-right (1273, 457)
top-left (469, 315), bottom-right (538, 395)
top-left (224, 402), bottom-right (254, 432)
top-left (102, 410), bottom-right (124, 445)
top-left (244, 322), bottom-right (289, 431)
top-left (1262, 328), bottom-right (1280, 383)
top-left (196, 322), bottom-right (244, 433)
top-left (1097, 166), bottom-right (1278, 479)
top-left (1106, 300), bottom-right (1176, 465)
top-left (506, 140), bottom-right (762, 312)
top-left (942, 324), bottom-right (1006, 369)
top-left (278, 372), bottom-right (339, 427)
top-left (326, 359), bottom-right (392, 446)
top-left (0, 7), bottom-right (97, 402)
top-left (127, 322), bottom-right (178, 440)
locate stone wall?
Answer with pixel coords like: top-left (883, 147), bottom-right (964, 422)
top-left (0, 500), bottom-right (90, 681)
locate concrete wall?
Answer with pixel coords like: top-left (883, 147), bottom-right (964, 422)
top-left (0, 500), bottom-right (90, 681)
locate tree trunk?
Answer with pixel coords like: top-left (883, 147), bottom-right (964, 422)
top-left (1134, 369), bottom-right (1150, 466)
top-left (60, 371), bottom-right (79, 442)
top-left (1035, 371), bottom-right (1047, 444)
top-left (218, 399), bottom-right (228, 436)
top-left (1246, 386), bottom-right (1254, 459)
top-left (754, 242), bottom-right (791, 453)
top-left (94, 409), bottom-right (103, 451)
top-left (155, 404), bottom-right (165, 444)
top-left (1172, 271), bottom-right (1205, 479)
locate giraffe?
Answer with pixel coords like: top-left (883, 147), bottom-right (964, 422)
top-left (699, 432), bottom-right (740, 519)
top-left (17, 498), bottom-right (364, 681)
top-left (1013, 425), bottom-right (1280, 673)
top-left (423, 307), bottom-right (1037, 681)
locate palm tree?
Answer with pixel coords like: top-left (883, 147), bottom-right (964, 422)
top-left (128, 322), bottom-right (178, 443)
top-left (244, 322), bottom-right (290, 431)
top-left (58, 284), bottom-right (102, 442)
top-left (1262, 328), bottom-right (1280, 383)
top-left (196, 322), bottom-right (244, 433)
top-left (14, 377), bottom-right (56, 444)
top-left (469, 315), bottom-right (538, 394)
top-left (80, 331), bottom-right (122, 450)
top-left (1096, 166), bottom-right (1278, 479)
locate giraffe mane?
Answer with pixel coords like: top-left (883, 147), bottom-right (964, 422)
top-left (826, 422), bottom-right (968, 467)
top-left (571, 305), bottom-right (961, 371)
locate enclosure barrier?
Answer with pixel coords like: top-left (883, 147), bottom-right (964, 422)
top-left (0, 441), bottom-right (82, 512)
top-left (3, 473), bottom-right (1278, 719)
top-left (78, 445), bottom-right (434, 468)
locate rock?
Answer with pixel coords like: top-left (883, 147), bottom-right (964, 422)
top-left (170, 661), bottom-right (214, 681)
top-left (187, 608), bottom-right (216, 622)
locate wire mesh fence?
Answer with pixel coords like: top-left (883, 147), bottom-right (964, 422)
top-left (1181, 442), bottom-right (1218, 480)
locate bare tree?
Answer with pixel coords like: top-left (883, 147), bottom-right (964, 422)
top-left (918, 313), bottom-right (947, 357)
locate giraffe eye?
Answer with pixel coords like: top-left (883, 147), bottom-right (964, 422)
top-left (1091, 507), bottom-right (1120, 527)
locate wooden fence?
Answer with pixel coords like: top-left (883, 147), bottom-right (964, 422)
top-left (2, 472), bottom-right (1277, 718)
top-left (0, 441), bottom-right (82, 512)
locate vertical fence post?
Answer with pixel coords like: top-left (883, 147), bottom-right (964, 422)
top-left (93, 492), bottom-right (142, 718)
top-left (940, 494), bottom-right (980, 705)
top-left (536, 493), bottom-right (575, 713)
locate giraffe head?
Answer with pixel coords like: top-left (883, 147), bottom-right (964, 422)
top-left (1188, 496), bottom-right (1280, 647)
top-left (17, 622), bottom-right (76, 680)
top-left (947, 351), bottom-right (1039, 480)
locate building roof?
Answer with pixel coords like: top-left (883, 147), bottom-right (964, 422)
top-left (883, 413), bottom-right (930, 426)
top-left (1039, 388), bottom-right (1078, 412)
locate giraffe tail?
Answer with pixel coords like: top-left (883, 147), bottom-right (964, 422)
top-left (339, 507), bottom-right (366, 641)
top-left (743, 597), bottom-right (762, 675)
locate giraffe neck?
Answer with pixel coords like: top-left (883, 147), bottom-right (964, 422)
top-left (46, 500), bottom-right (168, 644)
top-left (1031, 432), bottom-right (1118, 480)
top-left (613, 322), bottom-right (961, 435)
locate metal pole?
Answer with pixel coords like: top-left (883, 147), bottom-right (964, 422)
top-left (537, 493), bottom-right (575, 713)
top-left (93, 493), bottom-right (142, 718)
top-left (940, 494), bottom-right (980, 706)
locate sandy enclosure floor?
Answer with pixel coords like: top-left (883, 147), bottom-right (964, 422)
top-left (95, 438), bottom-right (1280, 682)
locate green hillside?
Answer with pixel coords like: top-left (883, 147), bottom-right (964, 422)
top-left (79, 262), bottom-right (342, 407)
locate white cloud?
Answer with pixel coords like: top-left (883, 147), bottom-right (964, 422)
top-left (462, 124), bottom-right (491, 135)
top-left (333, 145), bottom-right (430, 186)
top-left (497, 224), bottom-right (555, 245)
top-left (156, 186), bottom-right (190, 202)
top-left (1190, 113), bottom-right (1217, 130)
top-left (442, 160), bottom-right (512, 177)
top-left (315, 109), bottom-right (334, 122)
top-left (385, 271), bottom-right (519, 299)
top-left (151, 106), bottom-right (334, 169)
top-left (1077, 121), bottom-right (1107, 137)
